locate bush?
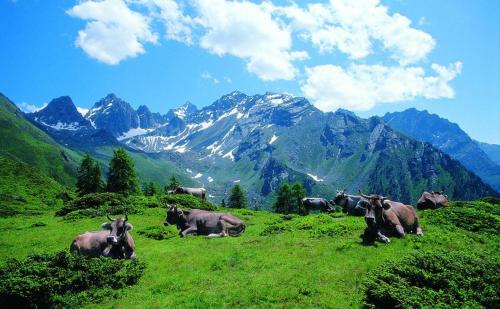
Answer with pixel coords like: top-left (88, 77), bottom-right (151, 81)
top-left (56, 193), bottom-right (150, 217)
top-left (363, 250), bottom-right (500, 308)
top-left (162, 194), bottom-right (217, 211)
top-left (478, 196), bottom-right (500, 205)
top-left (0, 251), bottom-right (145, 308)
top-left (423, 201), bottom-right (500, 234)
top-left (137, 225), bottom-right (178, 240)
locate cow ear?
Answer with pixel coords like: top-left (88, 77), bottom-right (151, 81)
top-left (381, 200), bottom-right (391, 210)
top-left (101, 223), bottom-right (112, 230)
top-left (126, 223), bottom-right (133, 231)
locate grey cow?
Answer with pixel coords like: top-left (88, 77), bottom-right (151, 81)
top-left (301, 198), bottom-right (335, 214)
top-left (172, 187), bottom-right (207, 200)
top-left (70, 215), bottom-right (136, 259)
top-left (360, 192), bottom-right (423, 244)
top-left (331, 190), bottom-right (368, 216)
top-left (416, 191), bottom-right (449, 210)
top-left (164, 205), bottom-right (245, 237)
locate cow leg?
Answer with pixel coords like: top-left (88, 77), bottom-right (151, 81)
top-left (180, 226), bottom-right (197, 237)
top-left (377, 231), bottom-right (391, 243)
top-left (394, 225), bottom-right (406, 237)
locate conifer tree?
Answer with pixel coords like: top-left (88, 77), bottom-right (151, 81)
top-left (273, 183), bottom-right (293, 214)
top-left (228, 184), bottom-right (247, 209)
top-left (291, 182), bottom-right (306, 214)
top-left (164, 175), bottom-right (182, 192)
top-left (106, 148), bottom-right (138, 195)
top-left (220, 198), bottom-right (226, 208)
top-left (76, 154), bottom-right (102, 196)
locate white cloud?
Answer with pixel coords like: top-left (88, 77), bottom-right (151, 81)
top-left (193, 0), bottom-right (307, 81)
top-left (140, 0), bottom-right (193, 44)
top-left (200, 71), bottom-right (219, 84)
top-left (17, 102), bottom-right (47, 113)
top-left (276, 0), bottom-right (435, 65)
top-left (301, 62), bottom-right (462, 112)
top-left (67, 0), bottom-right (158, 65)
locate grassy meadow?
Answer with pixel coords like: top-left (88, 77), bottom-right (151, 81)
top-left (0, 196), bottom-right (498, 308)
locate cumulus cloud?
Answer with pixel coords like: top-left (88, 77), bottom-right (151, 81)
top-left (193, 0), bottom-right (307, 81)
top-left (67, 0), bottom-right (158, 65)
top-left (301, 62), bottom-right (462, 112)
top-left (17, 102), bottom-right (47, 113)
top-left (275, 0), bottom-right (435, 65)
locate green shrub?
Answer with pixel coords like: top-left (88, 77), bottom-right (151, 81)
top-left (56, 193), bottom-right (148, 217)
top-left (423, 201), bottom-right (500, 234)
top-left (137, 225), bottom-right (178, 240)
top-left (478, 196), bottom-right (500, 205)
top-left (162, 194), bottom-right (217, 211)
top-left (0, 251), bottom-right (145, 308)
top-left (363, 250), bottom-right (500, 308)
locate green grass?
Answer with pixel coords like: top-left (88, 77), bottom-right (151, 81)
top-left (0, 199), bottom-right (498, 308)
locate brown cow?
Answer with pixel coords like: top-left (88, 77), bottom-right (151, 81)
top-left (417, 191), bottom-right (448, 210)
top-left (164, 205), bottom-right (245, 237)
top-left (360, 192), bottom-right (423, 243)
top-left (70, 215), bottom-right (136, 259)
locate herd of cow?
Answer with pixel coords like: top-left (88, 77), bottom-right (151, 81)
top-left (70, 187), bottom-right (449, 259)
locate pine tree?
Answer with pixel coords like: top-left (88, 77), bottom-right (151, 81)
top-left (164, 175), bottom-right (182, 192)
top-left (228, 184), bottom-right (247, 209)
top-left (291, 182), bottom-right (306, 214)
top-left (143, 182), bottom-right (159, 196)
top-left (273, 183), bottom-right (293, 214)
top-left (76, 154), bottom-right (102, 196)
top-left (220, 199), bottom-right (226, 208)
top-left (106, 148), bottom-right (139, 196)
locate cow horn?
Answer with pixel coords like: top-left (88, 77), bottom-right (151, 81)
top-left (358, 190), bottom-right (371, 199)
top-left (107, 215), bottom-right (115, 221)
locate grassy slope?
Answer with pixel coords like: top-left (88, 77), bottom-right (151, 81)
top-left (0, 155), bottom-right (67, 216)
top-left (0, 93), bottom-right (81, 186)
top-left (0, 201), bottom-right (497, 308)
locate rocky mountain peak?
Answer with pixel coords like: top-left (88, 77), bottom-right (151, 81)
top-left (29, 96), bottom-right (90, 130)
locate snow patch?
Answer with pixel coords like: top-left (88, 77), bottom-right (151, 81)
top-left (117, 127), bottom-right (152, 141)
top-left (77, 107), bottom-right (89, 116)
top-left (207, 176), bottom-right (214, 183)
top-left (192, 173), bottom-right (203, 179)
top-left (269, 134), bottom-right (278, 145)
top-left (186, 168), bottom-right (192, 173)
top-left (41, 121), bottom-right (80, 131)
top-left (307, 173), bottom-right (324, 182)
top-left (222, 147), bottom-right (236, 161)
top-left (233, 180), bottom-right (240, 183)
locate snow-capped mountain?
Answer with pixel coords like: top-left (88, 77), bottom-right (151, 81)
top-left (30, 96), bottom-right (92, 131)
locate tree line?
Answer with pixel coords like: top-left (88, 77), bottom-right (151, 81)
top-left (77, 148), bottom-right (308, 213)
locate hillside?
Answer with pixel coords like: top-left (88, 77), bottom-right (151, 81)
top-left (383, 108), bottom-right (500, 191)
top-left (0, 155), bottom-right (67, 216)
top-left (0, 93), bottom-right (81, 186)
top-left (477, 141), bottom-right (500, 166)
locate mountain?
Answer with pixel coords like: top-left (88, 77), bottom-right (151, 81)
top-left (166, 101), bottom-right (198, 121)
top-left (27, 96), bottom-right (117, 149)
top-left (476, 141), bottom-right (500, 166)
top-left (0, 93), bottom-right (81, 186)
top-left (383, 108), bottom-right (500, 191)
top-left (121, 92), bottom-right (496, 205)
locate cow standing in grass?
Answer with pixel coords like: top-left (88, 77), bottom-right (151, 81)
top-left (70, 215), bottom-right (136, 259)
top-left (164, 205), bottom-right (245, 237)
top-left (171, 187), bottom-right (207, 200)
top-left (301, 198), bottom-right (335, 214)
top-left (331, 190), bottom-right (368, 216)
top-left (360, 192), bottom-right (423, 244)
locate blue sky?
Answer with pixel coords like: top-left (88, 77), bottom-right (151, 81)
top-left (1, 0), bottom-right (499, 143)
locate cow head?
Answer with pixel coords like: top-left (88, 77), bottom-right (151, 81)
top-left (359, 192), bottom-right (390, 226)
top-left (102, 215), bottom-right (133, 245)
top-left (332, 189), bottom-right (347, 207)
top-left (164, 205), bottom-right (185, 226)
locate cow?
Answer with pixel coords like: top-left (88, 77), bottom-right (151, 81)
top-left (171, 187), bottom-right (207, 200)
top-left (360, 192), bottom-right (423, 244)
top-left (417, 191), bottom-right (449, 210)
top-left (164, 205), bottom-right (245, 237)
top-left (301, 198), bottom-right (335, 214)
top-left (70, 215), bottom-right (136, 259)
top-left (331, 190), bottom-right (368, 216)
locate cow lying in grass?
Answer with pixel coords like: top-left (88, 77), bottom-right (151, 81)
top-left (70, 215), bottom-right (136, 259)
top-left (360, 192), bottom-right (423, 244)
top-left (164, 205), bottom-right (245, 237)
top-left (331, 190), bottom-right (368, 216)
top-left (417, 191), bottom-right (449, 209)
